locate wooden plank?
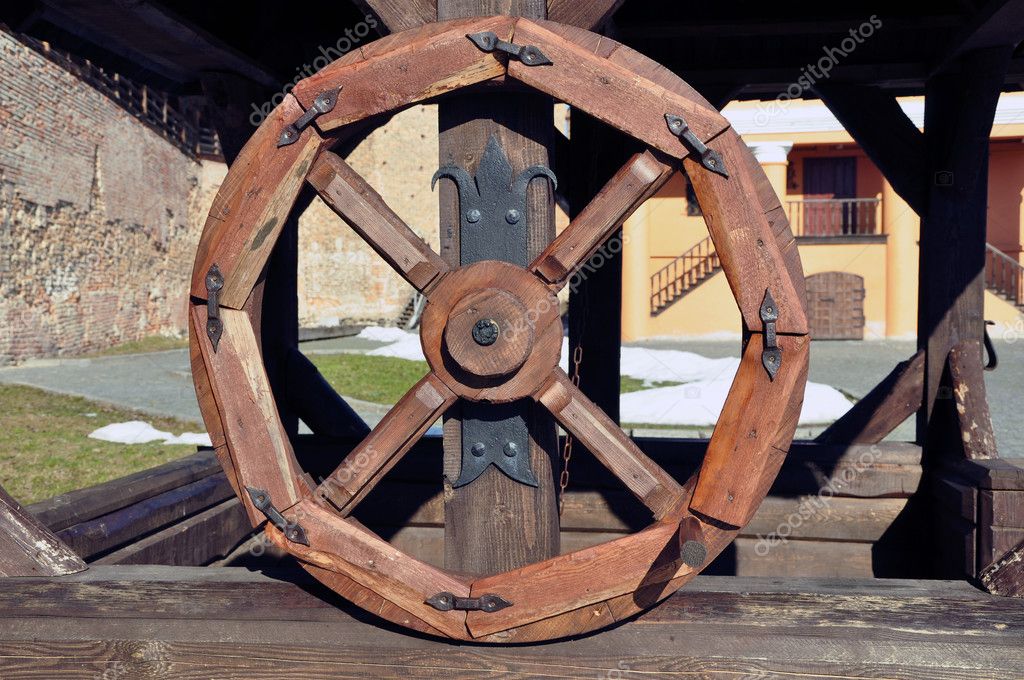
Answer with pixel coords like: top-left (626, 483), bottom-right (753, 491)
top-left (546, 0), bottom-right (624, 30)
top-left (362, 483), bottom-right (906, 543)
top-left (989, 490), bottom-right (1024, 527)
top-left (508, 19), bottom-right (730, 160)
top-left (816, 350), bottom-right (925, 444)
top-left (56, 475), bottom-right (234, 561)
top-left (191, 93), bottom-right (324, 309)
top-left (307, 150), bottom-right (449, 293)
top-left (356, 0), bottom-right (435, 32)
top-left (315, 373), bottom-right (456, 514)
top-left (536, 369), bottom-right (685, 519)
top-left (0, 485), bottom-right (85, 577)
top-left (265, 500), bottom-right (471, 639)
top-left (691, 334), bottom-right (809, 527)
top-left (729, 538), bottom-right (874, 578)
top-left (932, 0), bottom-right (1024, 75)
top-left (685, 128), bottom-right (809, 334)
top-left (532, 150), bottom-right (672, 288)
top-left (191, 305), bottom-right (306, 524)
top-left (93, 498), bottom-right (250, 566)
top-left (951, 457), bottom-right (1024, 490)
top-left (948, 340), bottom-right (999, 459)
top-left (1, 569), bottom-right (1021, 678)
top-left (291, 17), bottom-right (514, 133)
top-left (27, 451), bottom-right (221, 532)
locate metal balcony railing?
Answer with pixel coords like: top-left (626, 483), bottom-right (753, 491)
top-left (786, 198), bottom-right (881, 237)
top-left (649, 236), bottom-right (721, 315)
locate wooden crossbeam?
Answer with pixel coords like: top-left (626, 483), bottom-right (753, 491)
top-left (353, 0), bottom-right (436, 32)
top-left (932, 0), bottom-right (1024, 75)
top-left (546, 0), bottom-right (624, 31)
top-left (815, 350), bottom-right (924, 445)
top-left (0, 485), bottom-right (85, 577)
top-left (814, 83), bottom-right (928, 216)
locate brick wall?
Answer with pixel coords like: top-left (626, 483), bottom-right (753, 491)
top-left (0, 29), bottom-right (209, 363)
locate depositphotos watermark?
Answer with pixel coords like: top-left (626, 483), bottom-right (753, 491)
top-left (249, 14), bottom-right (380, 127)
top-left (754, 15), bottom-right (882, 127)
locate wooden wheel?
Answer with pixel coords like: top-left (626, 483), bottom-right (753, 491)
top-left (189, 16), bottom-right (809, 642)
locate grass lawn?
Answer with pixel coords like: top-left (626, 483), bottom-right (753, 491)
top-left (309, 353), bottom-right (681, 404)
top-left (81, 335), bottom-right (188, 357)
top-left (0, 384), bottom-right (200, 504)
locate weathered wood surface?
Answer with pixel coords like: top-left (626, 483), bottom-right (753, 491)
top-left (190, 93), bottom-right (324, 308)
top-left (0, 567), bottom-right (1020, 679)
top-left (56, 474), bottom-right (235, 561)
top-left (546, 0), bottom-right (624, 30)
top-left (92, 499), bottom-right (249, 567)
top-left (816, 350), bottom-right (924, 445)
top-left (981, 537), bottom-right (1024, 597)
top-left (356, 0), bottom-right (436, 32)
top-left (291, 17), bottom-right (513, 132)
top-left (26, 450), bottom-right (222, 532)
top-left (308, 150), bottom-right (449, 294)
top-left (532, 150), bottom-right (673, 288)
top-left (948, 340), bottom-right (999, 459)
top-left (0, 486), bottom-right (85, 577)
top-left (691, 334), bottom-right (809, 527)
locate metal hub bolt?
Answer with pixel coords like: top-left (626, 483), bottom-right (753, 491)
top-left (505, 208), bottom-right (521, 224)
top-left (503, 442), bottom-right (519, 457)
top-left (471, 442), bottom-right (486, 457)
top-left (466, 208), bottom-right (482, 223)
top-left (472, 318), bottom-right (499, 346)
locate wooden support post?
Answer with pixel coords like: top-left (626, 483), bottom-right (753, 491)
top-left (919, 47), bottom-right (1012, 456)
top-left (438, 0), bottom-right (560, 574)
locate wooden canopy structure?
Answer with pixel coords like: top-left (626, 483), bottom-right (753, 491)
top-left (2, 0), bottom-right (1024, 675)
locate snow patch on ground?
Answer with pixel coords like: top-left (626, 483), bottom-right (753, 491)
top-left (89, 421), bottom-right (212, 446)
top-left (357, 326), bottom-right (415, 344)
top-left (359, 326), bottom-right (852, 426)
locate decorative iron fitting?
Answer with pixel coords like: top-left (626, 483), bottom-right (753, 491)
top-left (278, 87), bottom-right (341, 147)
top-left (204, 264), bottom-right (224, 352)
top-left (426, 591), bottom-right (512, 613)
top-left (467, 31), bottom-right (552, 66)
top-left (245, 486), bottom-right (309, 546)
top-left (665, 113), bottom-right (728, 178)
top-left (759, 288), bottom-right (782, 381)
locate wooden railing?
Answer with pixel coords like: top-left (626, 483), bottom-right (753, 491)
top-left (14, 30), bottom-right (222, 160)
top-left (650, 235), bottom-right (721, 314)
top-left (986, 244), bottom-right (1024, 308)
top-left (786, 198), bottom-right (881, 237)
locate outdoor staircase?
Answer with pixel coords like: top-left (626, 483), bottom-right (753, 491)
top-left (986, 243), bottom-right (1024, 309)
top-left (650, 236), bottom-right (722, 315)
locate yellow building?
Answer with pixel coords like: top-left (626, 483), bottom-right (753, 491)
top-left (623, 94), bottom-right (1024, 341)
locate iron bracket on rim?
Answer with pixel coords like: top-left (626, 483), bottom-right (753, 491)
top-left (760, 288), bottom-right (782, 381)
top-left (245, 486), bottom-right (309, 546)
top-left (467, 31), bottom-right (552, 66)
top-left (665, 113), bottom-right (728, 178)
top-left (205, 264), bottom-right (224, 351)
top-left (426, 591), bottom-right (512, 613)
top-left (278, 87), bottom-right (341, 147)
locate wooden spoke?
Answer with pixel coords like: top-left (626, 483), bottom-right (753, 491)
top-left (531, 150), bottom-right (674, 290)
top-left (308, 150), bottom-right (449, 295)
top-left (535, 370), bottom-right (684, 519)
top-left (314, 373), bottom-right (456, 516)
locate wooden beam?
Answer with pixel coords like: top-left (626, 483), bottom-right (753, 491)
top-left (2, 568), bottom-right (1022, 677)
top-left (948, 340), bottom-right (999, 460)
top-left (981, 537), bottom-right (1024, 597)
top-left (353, 0), bottom-right (436, 32)
top-left (0, 485), bottom-right (86, 577)
top-left (546, 0), bottom-right (624, 31)
top-left (814, 84), bottom-right (928, 215)
top-left (436, 0), bottom-right (560, 577)
top-left (919, 47), bottom-right (1012, 452)
top-left (932, 0), bottom-right (1024, 75)
top-left (815, 350), bottom-right (925, 445)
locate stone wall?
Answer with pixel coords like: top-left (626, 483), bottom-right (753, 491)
top-left (0, 29), bottom-right (210, 362)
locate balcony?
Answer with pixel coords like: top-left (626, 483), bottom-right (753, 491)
top-left (785, 198), bottom-right (881, 238)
